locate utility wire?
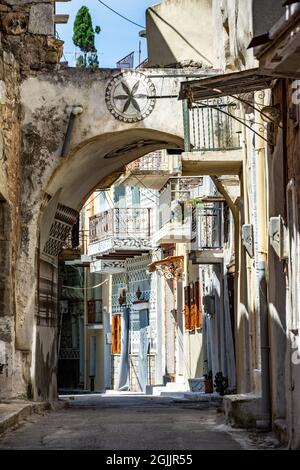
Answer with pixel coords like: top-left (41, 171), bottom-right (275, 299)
top-left (63, 278), bottom-right (109, 290)
top-left (96, 0), bottom-right (145, 29)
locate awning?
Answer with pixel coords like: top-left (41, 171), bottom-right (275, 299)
top-left (179, 68), bottom-right (273, 102)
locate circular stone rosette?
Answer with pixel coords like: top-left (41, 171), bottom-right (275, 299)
top-left (105, 71), bottom-right (156, 123)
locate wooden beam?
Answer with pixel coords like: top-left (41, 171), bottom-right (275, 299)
top-left (54, 14), bottom-right (69, 24)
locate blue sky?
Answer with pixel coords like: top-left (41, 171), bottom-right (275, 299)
top-left (56, 0), bottom-right (156, 68)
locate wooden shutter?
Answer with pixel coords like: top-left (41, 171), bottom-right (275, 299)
top-left (190, 282), bottom-right (196, 331)
top-left (195, 281), bottom-right (203, 329)
top-left (184, 286), bottom-right (191, 330)
top-left (112, 314), bottom-right (121, 354)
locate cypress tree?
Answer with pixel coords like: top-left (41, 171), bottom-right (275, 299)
top-left (73, 6), bottom-right (100, 68)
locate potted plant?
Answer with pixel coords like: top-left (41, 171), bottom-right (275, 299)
top-left (204, 370), bottom-right (213, 393)
top-left (214, 372), bottom-right (229, 396)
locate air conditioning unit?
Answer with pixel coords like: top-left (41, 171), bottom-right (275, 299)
top-left (242, 224), bottom-right (254, 258)
top-left (269, 216), bottom-right (288, 260)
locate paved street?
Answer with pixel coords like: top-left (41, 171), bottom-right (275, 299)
top-left (0, 395), bottom-right (257, 450)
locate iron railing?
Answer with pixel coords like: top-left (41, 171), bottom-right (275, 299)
top-left (89, 208), bottom-right (152, 244)
top-left (126, 151), bottom-right (170, 172)
top-left (183, 99), bottom-right (242, 152)
top-left (192, 202), bottom-right (224, 249)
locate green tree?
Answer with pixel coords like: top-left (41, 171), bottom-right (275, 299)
top-left (73, 6), bottom-right (101, 68)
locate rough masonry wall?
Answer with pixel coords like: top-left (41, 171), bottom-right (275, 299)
top-left (0, 1), bottom-right (63, 77)
top-left (0, 32), bottom-right (24, 398)
top-left (0, 1), bottom-right (63, 399)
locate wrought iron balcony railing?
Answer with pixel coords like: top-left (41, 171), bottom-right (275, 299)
top-left (191, 202), bottom-right (224, 250)
top-left (183, 99), bottom-right (242, 152)
top-left (89, 208), bottom-right (152, 244)
top-left (126, 151), bottom-right (170, 172)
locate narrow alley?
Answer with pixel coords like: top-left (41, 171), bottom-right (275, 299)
top-left (1, 0), bottom-right (300, 452)
top-left (0, 395), bottom-right (268, 450)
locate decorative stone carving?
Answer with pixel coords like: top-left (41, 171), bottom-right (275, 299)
top-left (1, 12), bottom-right (28, 35)
top-left (105, 71), bottom-right (156, 123)
top-left (90, 259), bottom-right (126, 274)
top-left (113, 238), bottom-right (152, 249)
top-left (148, 255), bottom-right (184, 279)
top-left (43, 203), bottom-right (79, 257)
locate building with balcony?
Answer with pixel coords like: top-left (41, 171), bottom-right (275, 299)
top-left (86, 182), bottom-right (159, 392)
top-left (57, 211), bottom-right (106, 393)
top-left (88, 207), bottom-right (152, 259)
top-left (120, 149), bottom-right (182, 190)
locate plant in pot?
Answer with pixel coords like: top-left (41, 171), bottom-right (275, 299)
top-left (204, 370), bottom-right (213, 393)
top-left (214, 371), bottom-right (229, 396)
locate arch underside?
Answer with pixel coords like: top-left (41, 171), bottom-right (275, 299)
top-left (46, 128), bottom-right (183, 211)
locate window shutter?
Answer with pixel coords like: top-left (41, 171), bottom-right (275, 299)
top-left (190, 282), bottom-right (196, 331)
top-left (195, 281), bottom-right (203, 329)
top-left (112, 314), bottom-right (121, 354)
top-left (184, 286), bottom-right (191, 330)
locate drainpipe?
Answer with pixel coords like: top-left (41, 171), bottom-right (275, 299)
top-left (254, 91), bottom-right (271, 430)
top-left (61, 106), bottom-right (83, 158)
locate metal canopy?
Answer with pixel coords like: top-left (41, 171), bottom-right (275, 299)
top-left (179, 68), bottom-right (273, 102)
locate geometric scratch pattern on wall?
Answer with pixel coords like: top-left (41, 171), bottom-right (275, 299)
top-left (43, 203), bottom-right (79, 257)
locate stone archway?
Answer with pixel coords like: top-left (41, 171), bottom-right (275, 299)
top-left (16, 124), bottom-right (183, 400)
top-left (28, 130), bottom-right (183, 400)
top-left (15, 65), bottom-right (193, 399)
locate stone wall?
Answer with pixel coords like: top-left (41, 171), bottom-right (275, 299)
top-left (0, 1), bottom-right (63, 76)
top-left (0, 1), bottom-right (63, 399)
top-left (0, 34), bottom-right (23, 398)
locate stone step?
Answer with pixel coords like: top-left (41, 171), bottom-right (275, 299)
top-left (165, 382), bottom-right (189, 392)
top-left (146, 383), bottom-right (189, 396)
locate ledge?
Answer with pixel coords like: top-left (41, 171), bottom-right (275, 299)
top-left (0, 400), bottom-right (65, 436)
top-left (223, 393), bottom-right (261, 429)
top-left (182, 150), bottom-right (243, 176)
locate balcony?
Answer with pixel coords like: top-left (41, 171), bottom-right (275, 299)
top-left (121, 150), bottom-right (182, 190)
top-left (182, 99), bottom-right (243, 176)
top-left (126, 152), bottom-right (170, 172)
top-left (155, 177), bottom-right (203, 244)
top-left (190, 202), bottom-right (224, 264)
top-left (88, 208), bottom-right (152, 259)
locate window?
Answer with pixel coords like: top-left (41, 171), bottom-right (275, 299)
top-left (131, 186), bottom-right (140, 206)
top-left (113, 184), bottom-right (126, 204)
top-left (184, 281), bottom-right (203, 331)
